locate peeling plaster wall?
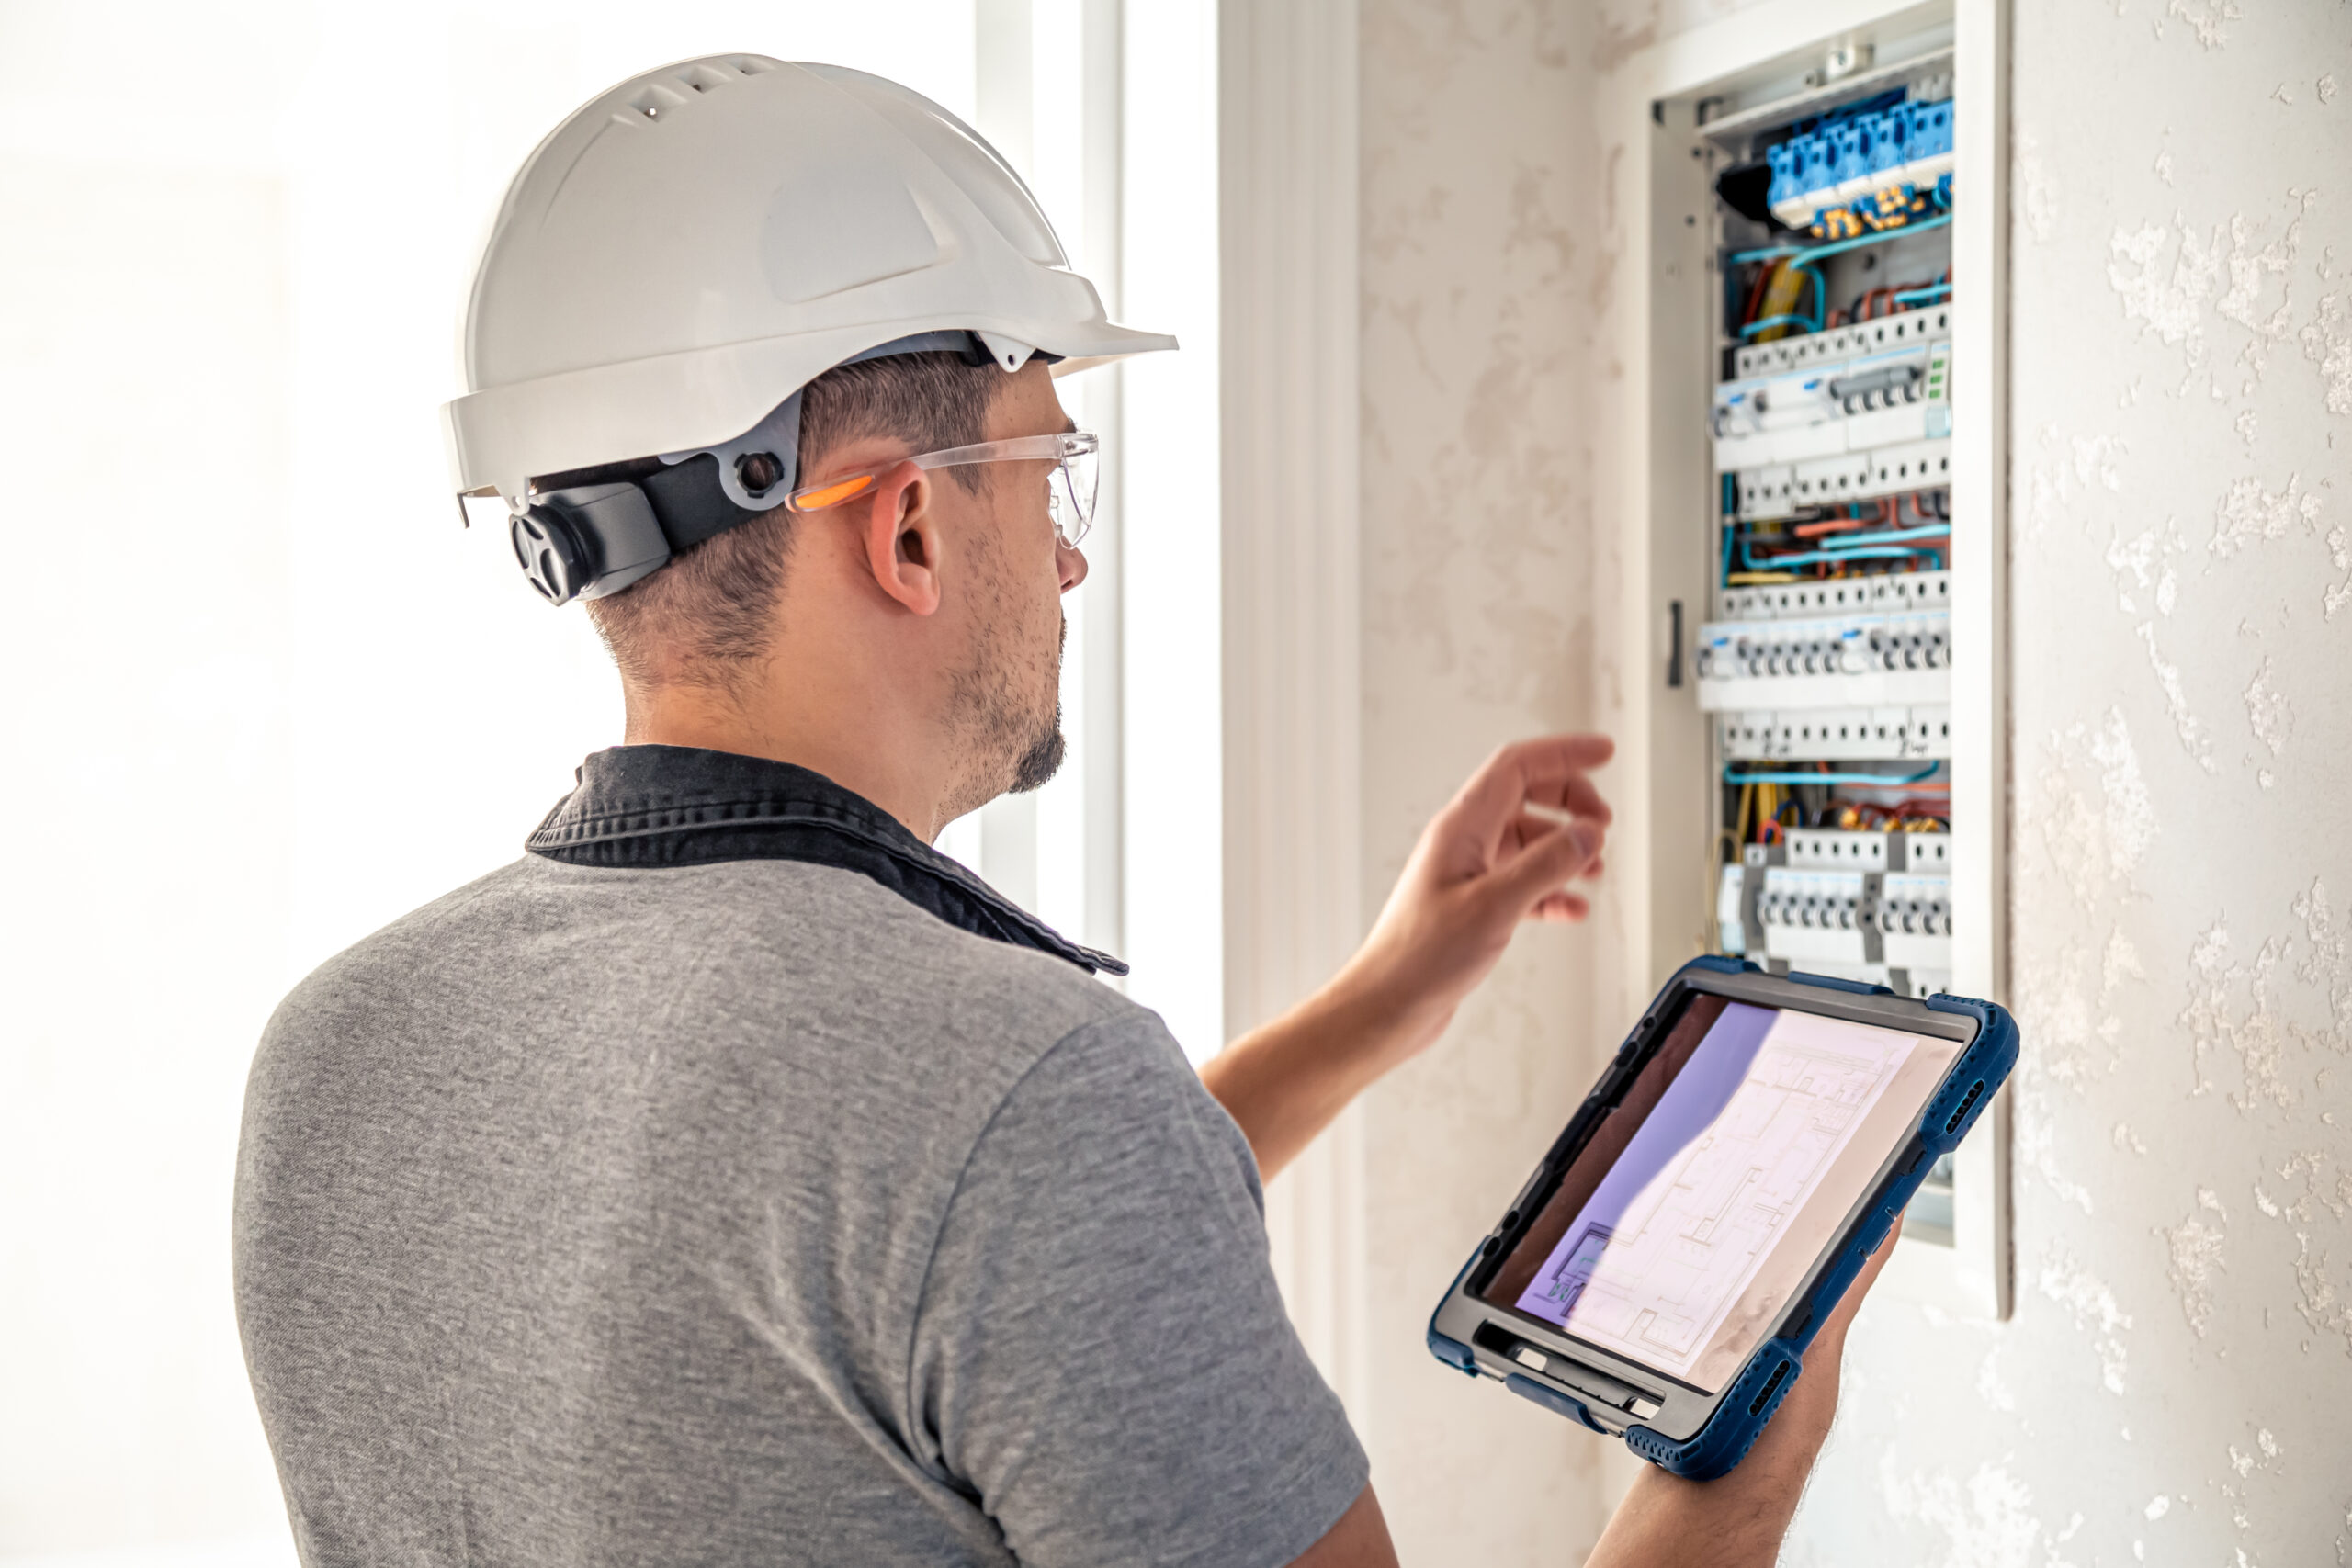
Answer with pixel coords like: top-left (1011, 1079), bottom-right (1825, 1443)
top-left (1594, 2), bottom-right (2346, 1563)
top-left (1785, 6), bottom-right (2352, 1563)
top-left (1355, 2), bottom-right (1617, 1560)
top-left (1359, 1), bottom-right (2352, 1563)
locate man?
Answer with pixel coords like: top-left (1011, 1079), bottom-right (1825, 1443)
top-left (234, 57), bottom-right (1888, 1566)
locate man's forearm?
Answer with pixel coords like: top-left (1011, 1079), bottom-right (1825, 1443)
top-left (1200, 963), bottom-right (1441, 1181)
top-left (1580, 1371), bottom-right (1838, 1568)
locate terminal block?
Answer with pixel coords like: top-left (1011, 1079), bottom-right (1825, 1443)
top-left (1765, 87), bottom-right (1954, 231)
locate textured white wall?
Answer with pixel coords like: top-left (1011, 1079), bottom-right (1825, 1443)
top-left (1785, 6), bottom-right (2352, 1562)
top-left (1355, 1), bottom-right (1618, 1559)
top-left (1360, 0), bottom-right (2352, 1562)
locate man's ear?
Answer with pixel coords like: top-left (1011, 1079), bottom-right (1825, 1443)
top-left (857, 459), bottom-right (942, 616)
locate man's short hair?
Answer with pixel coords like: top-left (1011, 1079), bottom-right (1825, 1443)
top-left (584, 349), bottom-right (1002, 690)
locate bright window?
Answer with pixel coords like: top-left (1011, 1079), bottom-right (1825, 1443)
top-left (0, 2), bottom-right (1218, 1560)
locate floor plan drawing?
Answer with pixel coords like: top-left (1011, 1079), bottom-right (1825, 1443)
top-left (1516, 1010), bottom-right (1918, 1381)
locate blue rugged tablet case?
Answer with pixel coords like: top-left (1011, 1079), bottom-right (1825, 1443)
top-left (1426, 954), bottom-right (2019, 1481)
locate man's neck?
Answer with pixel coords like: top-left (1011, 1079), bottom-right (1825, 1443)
top-left (621, 682), bottom-right (956, 843)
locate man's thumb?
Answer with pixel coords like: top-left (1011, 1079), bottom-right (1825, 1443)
top-left (1503, 818), bottom-right (1601, 903)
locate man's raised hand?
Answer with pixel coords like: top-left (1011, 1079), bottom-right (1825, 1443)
top-left (1201, 734), bottom-right (1615, 1179)
top-left (1336, 733), bottom-right (1616, 1066)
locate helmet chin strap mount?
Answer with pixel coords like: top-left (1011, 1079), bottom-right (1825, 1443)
top-left (504, 330), bottom-right (1046, 606)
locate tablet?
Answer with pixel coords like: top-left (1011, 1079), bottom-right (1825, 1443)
top-left (1425, 956), bottom-right (2017, 1480)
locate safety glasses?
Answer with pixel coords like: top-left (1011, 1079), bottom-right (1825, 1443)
top-left (784, 430), bottom-right (1102, 548)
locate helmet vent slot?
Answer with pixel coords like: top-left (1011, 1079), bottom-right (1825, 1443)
top-left (627, 85), bottom-right (688, 122)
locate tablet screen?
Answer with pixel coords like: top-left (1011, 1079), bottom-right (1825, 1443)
top-left (1477, 993), bottom-right (1962, 1393)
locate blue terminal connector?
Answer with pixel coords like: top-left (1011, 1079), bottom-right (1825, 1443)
top-left (1762, 92), bottom-right (1955, 238)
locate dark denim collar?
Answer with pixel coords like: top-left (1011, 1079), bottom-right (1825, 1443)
top-left (526, 745), bottom-right (1125, 977)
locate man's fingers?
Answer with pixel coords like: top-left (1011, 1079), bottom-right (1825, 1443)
top-left (1532, 891), bottom-right (1589, 922)
top-left (1499, 818), bottom-right (1603, 908)
top-left (1528, 770), bottom-right (1613, 826)
top-left (1819, 1209), bottom-right (1904, 1341)
top-left (1511, 811), bottom-right (1608, 876)
top-left (1449, 735), bottom-right (1616, 836)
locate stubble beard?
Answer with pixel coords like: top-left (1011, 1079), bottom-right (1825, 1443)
top-left (1008, 688), bottom-right (1067, 794)
top-left (1002, 610), bottom-right (1068, 794)
top-left (942, 608), bottom-right (1067, 821)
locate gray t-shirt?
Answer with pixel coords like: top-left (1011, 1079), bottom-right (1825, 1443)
top-left (235, 835), bottom-right (1365, 1564)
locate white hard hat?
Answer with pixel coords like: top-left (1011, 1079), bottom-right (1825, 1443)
top-left (442, 54), bottom-right (1173, 601)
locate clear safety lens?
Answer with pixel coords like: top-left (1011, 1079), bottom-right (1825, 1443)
top-left (785, 428), bottom-right (1102, 551)
top-left (1049, 435), bottom-right (1099, 548)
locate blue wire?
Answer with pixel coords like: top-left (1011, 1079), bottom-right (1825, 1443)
top-left (1892, 282), bottom-right (1951, 306)
top-left (1740, 542), bottom-right (1928, 570)
top-left (1739, 313), bottom-right (1814, 339)
top-left (1792, 263), bottom-right (1826, 331)
top-left (1724, 762), bottom-right (1944, 787)
top-left (1821, 524), bottom-right (1952, 550)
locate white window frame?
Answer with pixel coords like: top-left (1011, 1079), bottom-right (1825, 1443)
top-left (951, 0), bottom-right (1227, 1062)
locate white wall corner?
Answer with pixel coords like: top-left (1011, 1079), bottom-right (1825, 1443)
top-left (1216, 0), bottom-right (1371, 1424)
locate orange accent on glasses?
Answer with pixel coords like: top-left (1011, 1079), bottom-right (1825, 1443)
top-left (788, 473), bottom-right (877, 512)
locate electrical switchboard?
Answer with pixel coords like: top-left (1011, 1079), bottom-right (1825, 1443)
top-left (1682, 35), bottom-right (1969, 1246)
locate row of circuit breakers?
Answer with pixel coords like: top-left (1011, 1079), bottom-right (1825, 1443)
top-left (1718, 829), bottom-right (1952, 991)
top-left (1701, 583), bottom-right (1956, 997)
top-left (1704, 297), bottom-right (1958, 997)
top-left (1698, 570), bottom-right (1951, 741)
top-left (1715, 304), bottom-right (1951, 521)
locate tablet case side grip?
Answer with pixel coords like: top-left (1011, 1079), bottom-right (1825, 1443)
top-left (1616, 976), bottom-right (2019, 1480)
top-left (1427, 1247), bottom-right (1482, 1378)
